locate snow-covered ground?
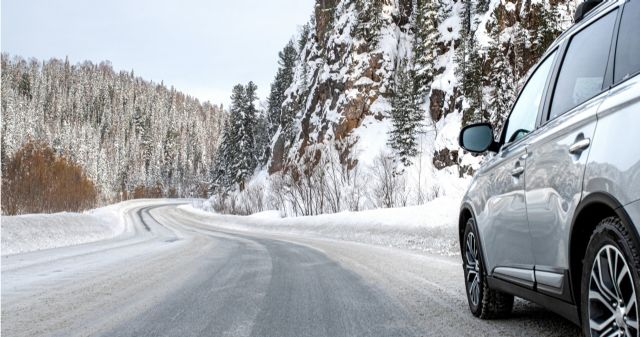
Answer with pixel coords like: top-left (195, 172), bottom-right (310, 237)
top-left (186, 195), bottom-right (462, 256)
top-left (1, 195), bottom-right (461, 257)
top-left (1, 199), bottom-right (170, 256)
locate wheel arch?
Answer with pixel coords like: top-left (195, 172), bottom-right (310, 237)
top-left (459, 204), bottom-right (475, 257)
top-left (568, 192), bottom-right (639, 309)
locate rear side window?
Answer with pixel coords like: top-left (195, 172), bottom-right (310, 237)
top-left (615, 0), bottom-right (640, 83)
top-left (549, 11), bottom-right (617, 120)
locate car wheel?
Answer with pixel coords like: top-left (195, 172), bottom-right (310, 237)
top-left (582, 217), bottom-right (640, 337)
top-left (463, 217), bottom-right (513, 319)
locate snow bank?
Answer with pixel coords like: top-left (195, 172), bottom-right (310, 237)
top-left (183, 195), bottom-right (462, 256)
top-left (1, 203), bottom-right (128, 256)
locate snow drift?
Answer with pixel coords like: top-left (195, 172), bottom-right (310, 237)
top-left (184, 195), bottom-right (461, 256)
top-left (1, 201), bottom-right (132, 256)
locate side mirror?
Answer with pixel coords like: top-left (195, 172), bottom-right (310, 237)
top-left (459, 123), bottom-right (498, 153)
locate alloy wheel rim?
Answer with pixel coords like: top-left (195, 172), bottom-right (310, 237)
top-left (588, 244), bottom-right (639, 337)
top-left (465, 231), bottom-right (481, 307)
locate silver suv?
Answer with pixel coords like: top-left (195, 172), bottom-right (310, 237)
top-left (457, 0), bottom-right (640, 335)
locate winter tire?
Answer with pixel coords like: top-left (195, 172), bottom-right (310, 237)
top-left (463, 217), bottom-right (514, 319)
top-left (582, 217), bottom-right (640, 337)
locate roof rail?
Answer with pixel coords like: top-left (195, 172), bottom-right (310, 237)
top-left (574, 0), bottom-right (605, 22)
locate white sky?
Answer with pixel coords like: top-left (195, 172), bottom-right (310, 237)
top-left (1, 0), bottom-right (314, 107)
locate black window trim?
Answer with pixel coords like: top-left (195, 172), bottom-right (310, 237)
top-left (498, 48), bottom-right (560, 152)
top-left (540, 6), bottom-right (621, 125)
top-left (611, 0), bottom-right (640, 87)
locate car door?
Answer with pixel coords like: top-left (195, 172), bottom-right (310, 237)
top-left (524, 9), bottom-right (619, 299)
top-left (477, 50), bottom-right (558, 289)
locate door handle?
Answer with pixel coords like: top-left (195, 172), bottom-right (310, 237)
top-left (511, 165), bottom-right (525, 177)
top-left (569, 138), bottom-right (591, 154)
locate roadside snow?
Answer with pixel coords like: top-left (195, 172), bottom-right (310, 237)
top-left (183, 195), bottom-right (462, 256)
top-left (1, 202), bottom-right (130, 256)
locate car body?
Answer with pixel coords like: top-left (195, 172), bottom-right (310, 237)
top-left (457, 0), bottom-right (640, 334)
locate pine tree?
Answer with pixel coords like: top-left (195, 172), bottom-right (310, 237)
top-left (388, 61), bottom-right (424, 167)
top-left (254, 110), bottom-right (271, 166)
top-left (236, 81), bottom-right (259, 189)
top-left (511, 23), bottom-right (528, 78)
top-left (210, 118), bottom-right (234, 194)
top-left (298, 23), bottom-right (311, 52)
top-left (267, 41), bottom-right (298, 138)
top-left (476, 0), bottom-right (490, 13)
top-left (532, 4), bottom-right (561, 62)
top-left (488, 37), bottom-right (516, 130)
top-left (413, 0), bottom-right (441, 98)
top-left (354, 0), bottom-right (384, 48)
top-left (18, 72), bottom-right (32, 100)
top-left (458, 36), bottom-right (486, 126)
top-left (211, 85), bottom-right (245, 192)
top-left (460, 0), bottom-right (473, 36)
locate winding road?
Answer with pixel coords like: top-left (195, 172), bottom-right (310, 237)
top-left (1, 202), bottom-right (582, 336)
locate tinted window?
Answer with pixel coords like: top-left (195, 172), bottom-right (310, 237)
top-left (615, 0), bottom-right (640, 82)
top-left (549, 11), bottom-right (617, 120)
top-left (503, 50), bottom-right (557, 144)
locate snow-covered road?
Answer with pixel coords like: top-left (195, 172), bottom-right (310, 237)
top-left (1, 202), bottom-right (581, 336)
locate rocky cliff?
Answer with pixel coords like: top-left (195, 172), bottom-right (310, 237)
top-left (210, 0), bottom-right (579, 215)
top-left (267, 0), bottom-right (576, 180)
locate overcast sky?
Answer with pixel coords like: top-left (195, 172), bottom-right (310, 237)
top-left (1, 0), bottom-right (314, 106)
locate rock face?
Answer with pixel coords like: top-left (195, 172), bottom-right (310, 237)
top-left (269, 0), bottom-right (414, 174)
top-left (268, 0), bottom-right (577, 176)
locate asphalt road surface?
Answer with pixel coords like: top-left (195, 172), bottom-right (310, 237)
top-left (1, 202), bottom-right (582, 336)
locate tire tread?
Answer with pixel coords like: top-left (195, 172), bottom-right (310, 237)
top-left (463, 218), bottom-right (514, 319)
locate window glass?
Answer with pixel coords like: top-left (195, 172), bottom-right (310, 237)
top-left (503, 50), bottom-right (557, 144)
top-left (615, 1), bottom-right (640, 82)
top-left (549, 11), bottom-right (617, 120)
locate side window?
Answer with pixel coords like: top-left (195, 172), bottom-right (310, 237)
top-left (615, 0), bottom-right (640, 83)
top-left (549, 11), bottom-right (617, 120)
top-left (503, 50), bottom-right (557, 144)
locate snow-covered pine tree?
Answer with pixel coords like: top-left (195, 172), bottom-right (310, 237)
top-left (488, 28), bottom-right (517, 130)
top-left (254, 109), bottom-right (271, 166)
top-left (298, 23), bottom-right (311, 51)
top-left (457, 35), bottom-right (486, 126)
top-left (354, 0), bottom-right (384, 48)
top-left (211, 84), bottom-right (247, 193)
top-left (267, 41), bottom-right (298, 139)
top-left (230, 82), bottom-right (259, 191)
top-left (210, 118), bottom-right (234, 194)
top-left (388, 60), bottom-right (423, 167)
top-left (476, 0), bottom-right (490, 13)
top-left (511, 23), bottom-right (528, 78)
top-left (240, 81), bottom-right (259, 181)
top-left (460, 0), bottom-right (473, 35)
top-left (413, 0), bottom-right (441, 99)
top-left (532, 4), bottom-right (561, 62)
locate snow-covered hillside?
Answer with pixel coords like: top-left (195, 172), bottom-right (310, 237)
top-left (1, 56), bottom-right (225, 204)
top-left (208, 0), bottom-right (577, 216)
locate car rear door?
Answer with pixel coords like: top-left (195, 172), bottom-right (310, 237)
top-left (524, 8), bottom-right (620, 300)
top-left (584, 0), bottom-right (640, 207)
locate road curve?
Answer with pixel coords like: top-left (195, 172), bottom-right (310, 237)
top-left (1, 202), bottom-right (582, 336)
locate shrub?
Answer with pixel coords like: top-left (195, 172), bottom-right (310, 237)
top-left (2, 141), bottom-right (98, 215)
